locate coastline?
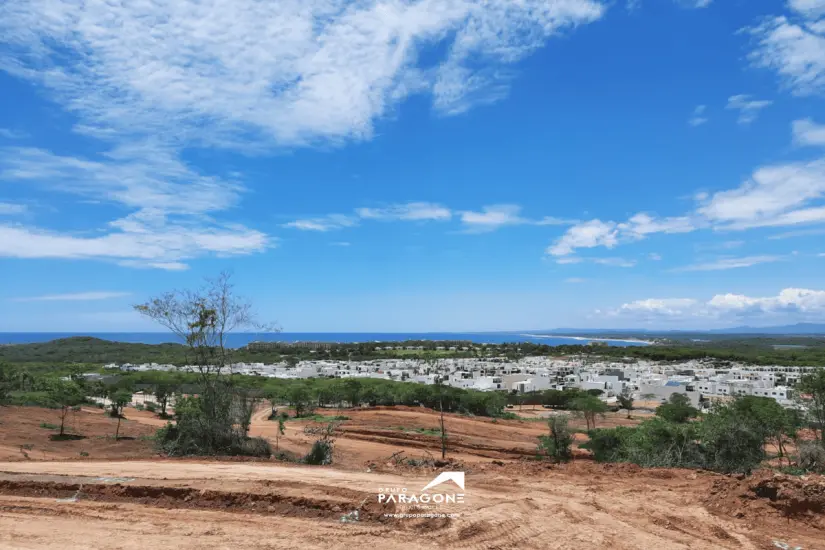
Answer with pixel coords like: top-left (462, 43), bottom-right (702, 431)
top-left (521, 333), bottom-right (654, 346)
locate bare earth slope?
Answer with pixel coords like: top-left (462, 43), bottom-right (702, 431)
top-left (0, 405), bottom-right (822, 549)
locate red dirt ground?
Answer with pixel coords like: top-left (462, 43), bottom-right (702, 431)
top-left (0, 406), bottom-right (157, 461)
top-left (0, 404), bottom-right (823, 549)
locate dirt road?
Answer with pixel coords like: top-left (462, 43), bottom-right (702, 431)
top-left (0, 459), bottom-right (820, 549)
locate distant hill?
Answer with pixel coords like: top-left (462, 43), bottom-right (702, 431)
top-left (540, 323), bottom-right (825, 336)
top-left (707, 323), bottom-right (825, 335)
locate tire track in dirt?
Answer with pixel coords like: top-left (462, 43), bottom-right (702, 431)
top-left (0, 478), bottom-right (396, 521)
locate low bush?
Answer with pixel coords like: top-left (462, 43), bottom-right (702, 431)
top-left (537, 415), bottom-right (574, 462)
top-left (583, 426), bottom-right (637, 462)
top-left (798, 442), bottom-right (825, 473)
top-left (304, 439), bottom-right (334, 465)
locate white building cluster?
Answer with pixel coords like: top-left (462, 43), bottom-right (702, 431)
top-left (107, 354), bottom-right (818, 408)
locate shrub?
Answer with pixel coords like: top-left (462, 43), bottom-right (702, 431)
top-left (39, 422), bottom-right (59, 430)
top-left (537, 415), bottom-right (574, 462)
top-left (144, 402), bottom-right (157, 413)
top-left (238, 437), bottom-right (272, 458)
top-left (798, 441), bottom-right (825, 473)
top-left (625, 419), bottom-right (704, 468)
top-left (134, 403), bottom-right (144, 411)
top-left (304, 439), bottom-right (334, 465)
top-left (700, 404), bottom-right (765, 474)
top-left (583, 426), bottom-right (637, 462)
top-left (655, 394), bottom-right (699, 424)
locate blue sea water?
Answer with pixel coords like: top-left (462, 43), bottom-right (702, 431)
top-left (0, 332), bottom-right (649, 347)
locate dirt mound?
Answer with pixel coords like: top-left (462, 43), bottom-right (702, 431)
top-left (705, 471), bottom-right (825, 529)
top-left (0, 478), bottom-right (396, 522)
top-left (0, 406), bottom-right (157, 461)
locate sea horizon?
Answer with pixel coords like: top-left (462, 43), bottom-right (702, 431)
top-left (0, 332), bottom-right (651, 347)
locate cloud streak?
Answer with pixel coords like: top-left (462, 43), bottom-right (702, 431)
top-left (12, 291), bottom-right (131, 302)
top-left (612, 288), bottom-right (825, 320)
top-left (0, 0), bottom-right (607, 149)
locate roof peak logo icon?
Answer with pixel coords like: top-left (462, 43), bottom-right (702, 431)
top-left (421, 471), bottom-right (464, 492)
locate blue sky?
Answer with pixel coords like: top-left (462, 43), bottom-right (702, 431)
top-left (2, 0), bottom-right (825, 332)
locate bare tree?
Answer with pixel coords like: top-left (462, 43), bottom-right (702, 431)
top-left (134, 273), bottom-right (277, 457)
top-left (425, 356), bottom-right (449, 460)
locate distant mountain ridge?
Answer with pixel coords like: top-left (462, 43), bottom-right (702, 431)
top-left (539, 323), bottom-right (825, 336)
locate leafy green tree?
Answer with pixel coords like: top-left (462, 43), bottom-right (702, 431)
top-left (342, 378), bottom-right (362, 408)
top-left (287, 384), bottom-right (313, 418)
top-left (730, 396), bottom-right (801, 463)
top-left (109, 389), bottom-right (132, 418)
top-left (571, 395), bottom-right (608, 430)
top-left (798, 368), bottom-right (825, 447)
top-left (275, 412), bottom-right (287, 452)
top-left (701, 402), bottom-right (766, 474)
top-left (617, 392), bottom-right (634, 419)
top-left (47, 380), bottom-right (85, 437)
top-left (655, 393), bottom-right (699, 424)
top-left (537, 415), bottom-right (573, 462)
top-left (0, 363), bottom-right (13, 405)
top-left (135, 273), bottom-right (274, 458)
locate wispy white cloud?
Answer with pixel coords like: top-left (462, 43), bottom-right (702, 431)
top-left (694, 240), bottom-right (744, 251)
top-left (0, 145), bottom-right (241, 215)
top-left (282, 215), bottom-right (359, 232)
top-left (547, 214), bottom-right (695, 257)
top-left (688, 104), bottom-right (708, 126)
top-left (0, 0), bottom-right (606, 149)
top-left (0, 128), bottom-right (25, 139)
top-left (564, 277), bottom-right (587, 283)
top-left (0, 216), bottom-right (269, 267)
top-left (746, 12), bottom-right (825, 96)
top-left (619, 298), bottom-right (698, 317)
top-left (0, 202), bottom-right (26, 215)
top-left (284, 202), bottom-right (573, 234)
top-left (611, 287), bottom-right (825, 320)
top-left (670, 255), bottom-right (784, 272)
top-left (630, 0), bottom-right (711, 9)
top-left (789, 0), bottom-right (825, 18)
top-left (553, 255), bottom-right (636, 267)
top-left (330, 241), bottom-right (352, 247)
top-left (793, 118), bottom-right (825, 146)
top-left (0, 0), bottom-right (607, 268)
top-left (769, 227), bottom-right (825, 239)
top-left (0, 145), bottom-right (265, 268)
top-left (357, 202), bottom-right (451, 222)
top-left (726, 94), bottom-right (772, 125)
top-left (546, 219), bottom-right (619, 256)
top-left (12, 291), bottom-right (131, 302)
top-left (551, 120), bottom-right (825, 257)
top-left (459, 204), bottom-right (574, 233)
top-left (649, 253), bottom-right (662, 260)
top-left (592, 257), bottom-right (637, 267)
top-left (697, 157), bottom-right (825, 229)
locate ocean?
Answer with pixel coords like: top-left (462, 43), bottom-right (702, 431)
top-left (0, 332), bottom-right (649, 347)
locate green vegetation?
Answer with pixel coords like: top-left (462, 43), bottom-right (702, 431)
top-left (617, 391), bottom-right (634, 419)
top-left (654, 394), bottom-right (699, 424)
top-left (4, 333), bottom-right (825, 371)
top-left (137, 273), bottom-right (272, 458)
top-left (46, 380), bottom-right (85, 437)
top-left (537, 415), bottom-right (573, 462)
top-left (583, 396), bottom-right (804, 474)
top-left (570, 395), bottom-right (608, 430)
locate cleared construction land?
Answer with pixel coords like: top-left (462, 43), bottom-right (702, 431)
top-left (0, 405), bottom-right (822, 549)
